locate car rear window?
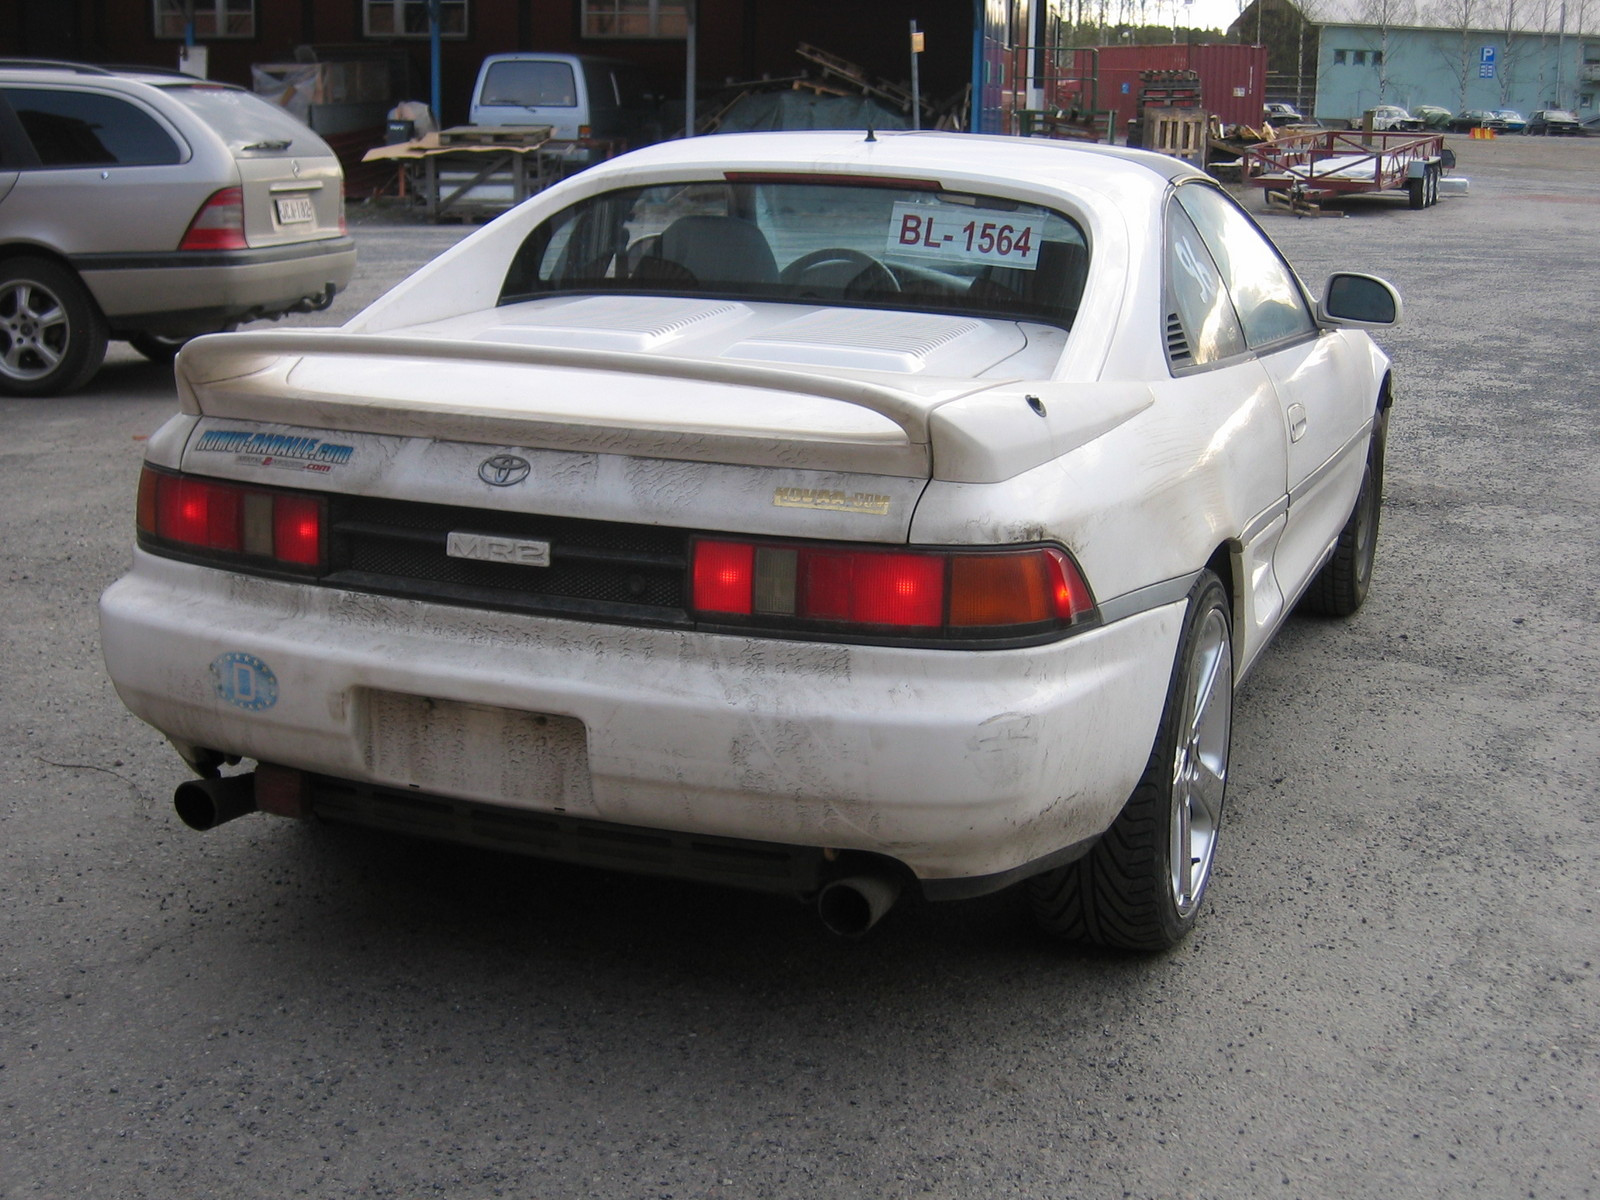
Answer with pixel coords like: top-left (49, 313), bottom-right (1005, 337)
top-left (158, 84), bottom-right (311, 153)
top-left (3, 87), bottom-right (182, 167)
top-left (481, 61), bottom-right (578, 108)
top-left (500, 179), bottom-right (1089, 328)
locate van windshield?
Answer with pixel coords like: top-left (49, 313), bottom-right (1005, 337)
top-left (481, 61), bottom-right (577, 108)
top-left (499, 180), bottom-right (1089, 329)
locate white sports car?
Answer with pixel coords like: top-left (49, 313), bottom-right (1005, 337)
top-left (100, 130), bottom-right (1400, 949)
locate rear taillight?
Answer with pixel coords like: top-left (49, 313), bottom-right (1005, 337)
top-left (137, 468), bottom-right (325, 572)
top-left (179, 187), bottom-right (247, 251)
top-left (691, 538), bottom-right (1094, 642)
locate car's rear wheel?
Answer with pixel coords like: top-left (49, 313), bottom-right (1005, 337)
top-left (0, 258), bottom-right (108, 397)
top-left (1028, 570), bottom-right (1233, 951)
top-left (1300, 405), bottom-right (1388, 617)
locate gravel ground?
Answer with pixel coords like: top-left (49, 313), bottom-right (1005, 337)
top-left (0, 131), bottom-right (1595, 1200)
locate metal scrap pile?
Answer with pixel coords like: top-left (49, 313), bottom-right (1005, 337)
top-left (696, 43), bottom-right (968, 135)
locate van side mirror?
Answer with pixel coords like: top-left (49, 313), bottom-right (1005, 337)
top-left (1318, 273), bottom-right (1401, 327)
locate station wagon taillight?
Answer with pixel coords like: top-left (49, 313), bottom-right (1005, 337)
top-left (137, 468), bottom-right (324, 571)
top-left (179, 187), bottom-right (248, 251)
top-left (691, 538), bottom-right (1094, 642)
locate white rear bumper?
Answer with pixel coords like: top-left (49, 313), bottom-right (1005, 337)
top-left (100, 550), bottom-right (1183, 883)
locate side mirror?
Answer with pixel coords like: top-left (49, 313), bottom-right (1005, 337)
top-left (1318, 273), bottom-right (1401, 327)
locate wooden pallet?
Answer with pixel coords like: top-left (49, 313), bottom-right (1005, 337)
top-left (436, 125), bottom-right (552, 147)
top-left (796, 42), bottom-right (918, 113)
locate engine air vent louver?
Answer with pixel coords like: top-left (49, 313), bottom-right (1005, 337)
top-left (1165, 312), bottom-right (1192, 365)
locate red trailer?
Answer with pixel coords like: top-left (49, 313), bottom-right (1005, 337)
top-left (1242, 128), bottom-right (1450, 211)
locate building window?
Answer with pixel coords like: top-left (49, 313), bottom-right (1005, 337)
top-left (1372, 50), bottom-right (1383, 65)
top-left (153, 0), bottom-right (254, 39)
top-left (365, 0), bottom-right (468, 38)
top-left (582, 1), bottom-right (688, 39)
top-left (1353, 50), bottom-right (1368, 65)
top-left (1334, 49), bottom-right (1348, 64)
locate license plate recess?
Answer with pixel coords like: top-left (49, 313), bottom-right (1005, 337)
top-left (363, 691), bottom-right (593, 812)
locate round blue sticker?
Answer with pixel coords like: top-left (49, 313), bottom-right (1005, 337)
top-left (210, 652), bottom-right (279, 711)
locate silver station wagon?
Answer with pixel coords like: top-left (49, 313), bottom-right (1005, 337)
top-left (0, 60), bottom-right (355, 395)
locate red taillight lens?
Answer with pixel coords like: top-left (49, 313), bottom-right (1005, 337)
top-left (802, 550), bottom-right (944, 627)
top-left (693, 539), bottom-right (754, 615)
top-left (273, 495), bottom-right (323, 566)
top-left (160, 476), bottom-right (242, 550)
top-left (137, 468), bottom-right (324, 571)
top-left (179, 187), bottom-right (247, 251)
top-left (691, 539), bottom-right (1093, 641)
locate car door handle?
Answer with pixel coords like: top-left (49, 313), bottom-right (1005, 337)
top-left (1287, 402), bottom-right (1308, 443)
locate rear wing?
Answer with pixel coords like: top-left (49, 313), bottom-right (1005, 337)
top-left (176, 329), bottom-right (950, 478)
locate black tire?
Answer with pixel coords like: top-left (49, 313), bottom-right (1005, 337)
top-left (0, 257), bottom-right (108, 396)
top-left (1028, 570), bottom-right (1234, 951)
top-left (1407, 177), bottom-right (1426, 209)
top-left (1300, 406), bottom-right (1388, 617)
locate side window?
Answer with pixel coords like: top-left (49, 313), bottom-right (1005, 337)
top-left (1166, 201), bottom-right (1246, 371)
top-left (1176, 183), bottom-right (1315, 350)
top-left (2, 88), bottom-right (181, 168)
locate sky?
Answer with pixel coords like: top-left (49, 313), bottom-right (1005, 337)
top-left (1158, 0), bottom-right (1251, 33)
top-left (1197, 0), bottom-right (1250, 31)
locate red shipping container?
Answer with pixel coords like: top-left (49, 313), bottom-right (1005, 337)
top-left (1051, 43), bottom-right (1267, 137)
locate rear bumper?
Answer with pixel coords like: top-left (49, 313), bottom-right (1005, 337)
top-left (100, 550), bottom-right (1184, 886)
top-left (75, 238), bottom-right (356, 334)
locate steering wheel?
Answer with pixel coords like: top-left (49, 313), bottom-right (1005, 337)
top-left (779, 248), bottom-right (901, 297)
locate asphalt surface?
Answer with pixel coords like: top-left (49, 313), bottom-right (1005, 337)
top-left (2, 134), bottom-right (1596, 1200)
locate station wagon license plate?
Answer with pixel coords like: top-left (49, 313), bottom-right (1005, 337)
top-left (274, 195), bottom-right (315, 224)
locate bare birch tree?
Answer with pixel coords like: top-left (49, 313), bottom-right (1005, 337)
top-left (1427, 0), bottom-right (1482, 108)
top-left (1362, 0), bottom-right (1420, 100)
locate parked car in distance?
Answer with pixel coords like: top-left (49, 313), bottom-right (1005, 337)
top-left (100, 130), bottom-right (1401, 951)
top-left (1412, 104), bottom-right (1452, 128)
top-left (0, 59), bottom-right (355, 396)
top-left (1263, 101), bottom-right (1303, 123)
top-left (1448, 108), bottom-right (1506, 132)
top-left (1367, 104), bottom-right (1422, 131)
top-left (1494, 109), bottom-right (1528, 132)
top-left (1528, 108), bottom-right (1582, 135)
top-left (468, 52), bottom-right (659, 165)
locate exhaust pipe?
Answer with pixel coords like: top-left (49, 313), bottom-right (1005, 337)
top-left (817, 873), bottom-right (902, 937)
top-left (174, 773), bottom-right (257, 831)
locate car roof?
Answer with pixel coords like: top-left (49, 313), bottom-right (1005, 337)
top-left (0, 58), bottom-right (244, 92)
top-left (582, 129), bottom-right (1204, 204)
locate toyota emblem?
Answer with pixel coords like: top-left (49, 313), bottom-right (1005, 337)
top-left (478, 454), bottom-right (531, 487)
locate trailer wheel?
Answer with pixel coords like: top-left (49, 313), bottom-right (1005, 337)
top-left (1408, 177), bottom-right (1426, 209)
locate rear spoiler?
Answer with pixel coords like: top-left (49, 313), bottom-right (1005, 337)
top-left (177, 329), bottom-right (947, 445)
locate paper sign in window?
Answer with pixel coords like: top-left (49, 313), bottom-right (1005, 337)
top-left (887, 202), bottom-right (1044, 271)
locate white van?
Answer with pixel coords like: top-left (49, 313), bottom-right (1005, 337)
top-left (468, 53), bottom-right (655, 161)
